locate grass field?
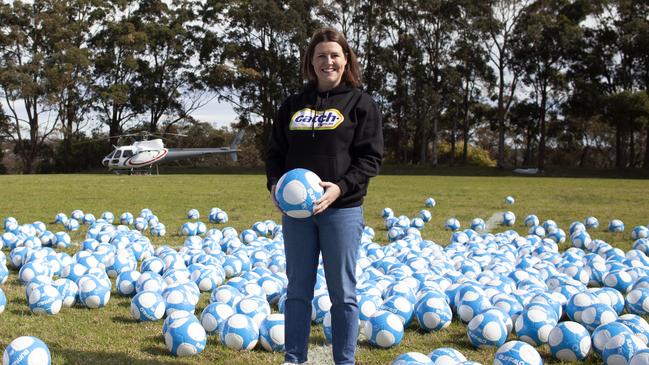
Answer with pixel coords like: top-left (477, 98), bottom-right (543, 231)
top-left (0, 173), bottom-right (647, 365)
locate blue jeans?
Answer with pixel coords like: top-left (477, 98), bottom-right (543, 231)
top-left (282, 206), bottom-right (364, 365)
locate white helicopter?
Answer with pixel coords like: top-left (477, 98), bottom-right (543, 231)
top-left (101, 130), bottom-right (244, 173)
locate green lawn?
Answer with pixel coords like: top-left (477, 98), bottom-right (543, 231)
top-left (0, 174), bottom-right (647, 365)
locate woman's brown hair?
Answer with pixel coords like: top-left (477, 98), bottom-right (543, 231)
top-left (302, 28), bottom-right (362, 88)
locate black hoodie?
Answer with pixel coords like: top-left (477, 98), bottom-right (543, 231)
top-left (266, 83), bottom-right (383, 209)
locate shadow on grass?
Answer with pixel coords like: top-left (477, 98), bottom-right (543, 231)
top-left (55, 347), bottom-right (191, 365)
top-left (142, 345), bottom-right (172, 357)
top-left (112, 314), bottom-right (137, 324)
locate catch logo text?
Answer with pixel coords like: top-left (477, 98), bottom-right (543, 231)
top-left (289, 108), bottom-right (344, 130)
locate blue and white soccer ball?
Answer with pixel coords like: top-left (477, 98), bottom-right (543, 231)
top-left (187, 209), bottom-right (200, 219)
top-left (78, 275), bottom-right (111, 308)
top-left (602, 332), bottom-right (646, 365)
top-left (163, 286), bottom-right (196, 315)
top-left (134, 217), bottom-right (148, 231)
top-left (428, 348), bottom-right (467, 365)
top-left (514, 307), bottom-right (556, 346)
top-left (467, 309), bottom-right (508, 348)
top-left (163, 314), bottom-right (207, 356)
top-left (52, 278), bottom-right (78, 308)
top-left (0, 287), bottom-right (6, 314)
top-left (569, 221), bottom-right (586, 235)
top-left (131, 291), bottom-right (166, 321)
top-left (609, 219), bottom-right (625, 232)
top-left (380, 295), bottom-right (415, 326)
top-left (259, 313), bottom-right (285, 352)
top-left (3, 336), bottom-right (51, 365)
top-left (571, 230), bottom-right (592, 249)
top-left (120, 212), bottom-right (134, 225)
top-left (580, 303), bottom-right (618, 332)
top-left (392, 352), bottom-right (433, 365)
top-left (209, 209), bottom-right (228, 224)
top-left (54, 213), bottom-right (68, 225)
top-left (617, 314), bottom-right (649, 344)
top-left (630, 348), bottom-right (649, 365)
top-left (414, 292), bottom-right (453, 331)
top-left (505, 196), bottom-right (515, 205)
top-left (235, 296), bottom-right (271, 327)
top-left (585, 216), bottom-right (599, 229)
top-left (591, 321), bottom-right (635, 355)
top-left (64, 218), bottom-right (80, 231)
top-left (18, 260), bottom-right (50, 284)
top-left (547, 228), bottom-right (566, 243)
top-left (548, 321), bottom-right (591, 361)
top-left (528, 225), bottom-right (546, 237)
top-left (382, 207), bottom-right (395, 219)
top-left (3, 217), bottom-right (19, 232)
top-left (494, 341), bottom-right (542, 365)
top-left (28, 284), bottom-right (62, 315)
top-left (631, 226), bottom-right (649, 240)
top-left (274, 168), bottom-right (324, 219)
top-left (200, 302), bottom-right (234, 335)
top-left (425, 197), bottom-right (436, 207)
top-left (456, 288), bottom-right (491, 323)
top-left (524, 215), bottom-right (540, 228)
top-left (470, 218), bottom-right (486, 232)
top-left (566, 292), bottom-right (598, 323)
top-left (626, 288), bottom-right (649, 315)
top-left (311, 292), bottom-right (332, 324)
top-left (418, 209), bottom-right (432, 223)
top-left (210, 285), bottom-right (243, 307)
top-left (116, 270), bottom-right (140, 296)
top-left (83, 213), bottom-right (96, 225)
top-left (100, 211), bottom-right (114, 223)
top-left (502, 211), bottom-right (516, 226)
top-left (150, 223), bottom-right (166, 237)
top-left (220, 313), bottom-right (260, 350)
top-left (363, 310), bottom-right (404, 348)
top-left (444, 218), bottom-right (460, 231)
top-left (603, 270), bottom-right (634, 294)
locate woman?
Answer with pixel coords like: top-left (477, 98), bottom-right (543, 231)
top-left (265, 28), bottom-right (383, 365)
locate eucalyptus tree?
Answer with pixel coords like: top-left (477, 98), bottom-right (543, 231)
top-left (199, 0), bottom-right (324, 156)
top-left (130, 0), bottom-right (205, 134)
top-left (511, 0), bottom-right (590, 170)
top-left (567, 0), bottom-right (649, 168)
top-left (0, 1), bottom-right (62, 172)
top-left (479, 0), bottom-right (531, 168)
top-left (451, 1), bottom-right (494, 165)
top-left (90, 0), bottom-right (144, 146)
top-left (408, 0), bottom-right (465, 167)
top-left (44, 0), bottom-right (105, 171)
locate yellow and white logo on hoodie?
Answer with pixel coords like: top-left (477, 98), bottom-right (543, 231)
top-left (289, 108), bottom-right (344, 130)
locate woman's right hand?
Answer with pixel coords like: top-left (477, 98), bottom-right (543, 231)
top-left (270, 185), bottom-right (282, 213)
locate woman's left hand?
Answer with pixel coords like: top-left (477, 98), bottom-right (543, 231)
top-left (313, 181), bottom-right (341, 215)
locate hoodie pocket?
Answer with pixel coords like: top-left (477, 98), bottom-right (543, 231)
top-left (285, 154), bottom-right (338, 183)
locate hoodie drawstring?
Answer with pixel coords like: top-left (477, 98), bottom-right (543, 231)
top-left (312, 91), bottom-right (330, 138)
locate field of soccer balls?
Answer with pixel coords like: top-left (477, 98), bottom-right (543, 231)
top-left (2, 184), bottom-right (649, 364)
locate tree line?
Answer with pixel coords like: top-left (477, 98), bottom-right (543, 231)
top-left (1, 0), bottom-right (648, 173)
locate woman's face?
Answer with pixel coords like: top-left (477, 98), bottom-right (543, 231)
top-left (311, 41), bottom-right (347, 92)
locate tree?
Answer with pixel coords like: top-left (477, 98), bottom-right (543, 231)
top-left (602, 91), bottom-right (649, 168)
top-left (44, 0), bottom-right (104, 172)
top-left (480, 0), bottom-right (530, 168)
top-left (511, 0), bottom-right (590, 170)
top-left (567, 0), bottom-right (649, 168)
top-left (452, 2), bottom-right (494, 165)
top-left (199, 0), bottom-right (323, 158)
top-left (0, 1), bottom-right (60, 173)
top-left (131, 0), bottom-right (207, 134)
top-left (409, 0), bottom-right (465, 167)
top-left (90, 1), bottom-right (144, 147)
